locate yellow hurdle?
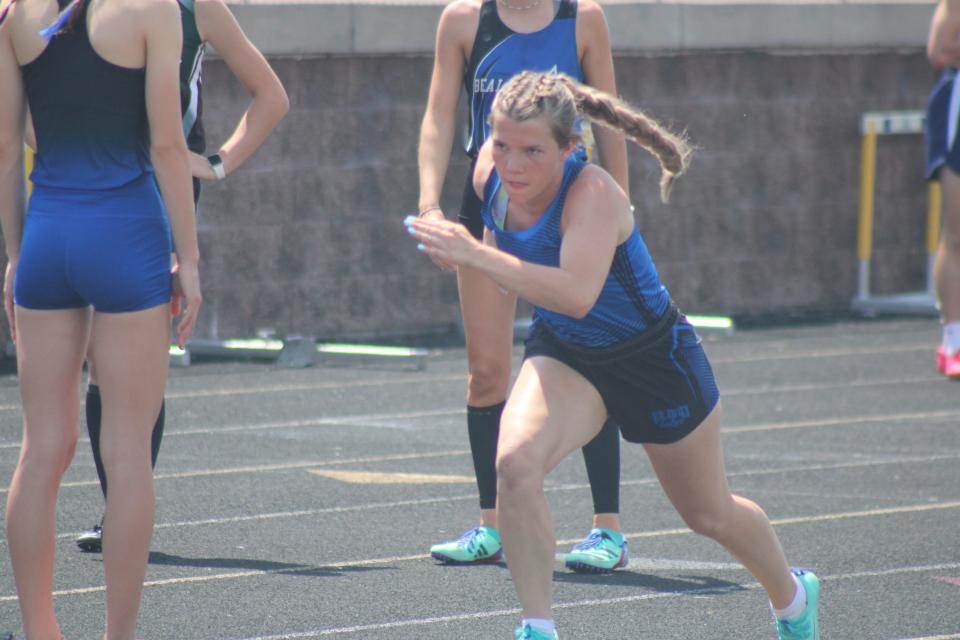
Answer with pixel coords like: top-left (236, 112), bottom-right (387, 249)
top-left (851, 110), bottom-right (939, 317)
top-left (927, 181), bottom-right (942, 295)
top-left (855, 119), bottom-right (877, 298)
top-left (23, 144), bottom-right (33, 199)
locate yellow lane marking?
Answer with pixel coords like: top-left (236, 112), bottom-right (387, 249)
top-left (307, 470), bottom-right (476, 484)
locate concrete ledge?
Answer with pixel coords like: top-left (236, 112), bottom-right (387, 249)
top-left (227, 0), bottom-right (931, 55)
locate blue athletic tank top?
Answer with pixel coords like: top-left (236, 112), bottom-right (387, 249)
top-left (463, 0), bottom-right (583, 157)
top-left (22, 0), bottom-right (155, 192)
top-left (481, 156), bottom-right (672, 347)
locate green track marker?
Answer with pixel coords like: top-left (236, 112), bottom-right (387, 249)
top-left (686, 315), bottom-right (735, 332)
top-left (316, 343), bottom-right (427, 358)
top-left (221, 338), bottom-right (284, 351)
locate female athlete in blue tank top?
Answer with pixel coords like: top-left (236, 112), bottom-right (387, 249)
top-left (0, 0), bottom-right (200, 636)
top-left (406, 70), bottom-right (821, 640)
top-left (416, 0), bottom-right (632, 573)
top-left (463, 0), bottom-right (583, 160)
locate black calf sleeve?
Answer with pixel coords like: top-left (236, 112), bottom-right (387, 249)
top-left (467, 402), bottom-right (505, 510)
top-left (151, 400), bottom-right (165, 467)
top-left (581, 418), bottom-right (621, 515)
top-left (86, 385), bottom-right (166, 499)
top-left (86, 385), bottom-right (108, 499)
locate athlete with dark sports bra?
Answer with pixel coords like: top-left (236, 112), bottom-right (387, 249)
top-left (417, 0), bottom-right (632, 574)
top-left (1, 0), bottom-right (201, 636)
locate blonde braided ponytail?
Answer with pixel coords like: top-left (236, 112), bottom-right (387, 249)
top-left (491, 71), bottom-right (692, 203)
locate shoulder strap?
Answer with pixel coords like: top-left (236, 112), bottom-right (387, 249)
top-left (39, 0), bottom-right (83, 40)
top-left (556, 0), bottom-right (577, 20)
top-left (477, 0), bottom-right (503, 36)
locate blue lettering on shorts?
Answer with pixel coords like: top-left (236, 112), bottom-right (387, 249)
top-left (652, 405), bottom-right (691, 429)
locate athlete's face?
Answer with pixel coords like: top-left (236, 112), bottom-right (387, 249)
top-left (489, 113), bottom-right (574, 207)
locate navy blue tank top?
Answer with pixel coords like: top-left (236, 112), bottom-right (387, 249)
top-left (463, 0), bottom-right (583, 157)
top-left (178, 0), bottom-right (205, 154)
top-left (481, 156), bottom-right (672, 347)
top-left (22, 0), bottom-right (154, 191)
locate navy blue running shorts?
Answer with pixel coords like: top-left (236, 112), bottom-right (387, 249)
top-left (15, 176), bottom-right (173, 313)
top-left (926, 68), bottom-right (960, 180)
top-left (523, 303), bottom-right (720, 444)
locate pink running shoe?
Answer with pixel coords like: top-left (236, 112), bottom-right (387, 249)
top-left (937, 346), bottom-right (960, 379)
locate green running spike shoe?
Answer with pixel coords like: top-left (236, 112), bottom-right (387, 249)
top-left (564, 527), bottom-right (628, 573)
top-left (430, 525), bottom-right (503, 564)
top-left (515, 624), bottom-right (559, 639)
top-left (776, 569), bottom-right (820, 640)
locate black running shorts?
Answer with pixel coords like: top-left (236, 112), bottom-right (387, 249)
top-left (523, 304), bottom-right (720, 444)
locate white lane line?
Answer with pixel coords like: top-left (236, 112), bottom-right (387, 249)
top-left (3, 501), bottom-right (959, 603)
top-left (164, 374), bottom-right (461, 400)
top-left (0, 448), bottom-right (471, 495)
top-left (4, 399), bottom-right (958, 457)
top-left (710, 342), bottom-right (931, 364)
top-left (721, 375), bottom-right (941, 397)
top-left (725, 409), bottom-right (960, 434)
top-left (13, 450), bottom-right (949, 545)
top-left (0, 374), bottom-right (466, 414)
top-left (306, 469), bottom-right (476, 484)
top-left (0, 342), bottom-right (939, 416)
top-left (895, 635), bottom-right (960, 640)
top-left (226, 561), bottom-right (960, 639)
top-left (0, 408), bottom-right (469, 451)
top-left (3, 429), bottom-right (960, 504)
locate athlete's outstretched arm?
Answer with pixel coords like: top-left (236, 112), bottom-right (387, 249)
top-left (0, 6), bottom-right (25, 339)
top-left (417, 1), bottom-right (470, 218)
top-left (143, 0), bottom-right (201, 345)
top-left (929, 0), bottom-right (960, 69)
top-left (194, 0), bottom-right (288, 180)
top-left (412, 147), bottom-right (625, 317)
top-left (578, 0), bottom-right (628, 194)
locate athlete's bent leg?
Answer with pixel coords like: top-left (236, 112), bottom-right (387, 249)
top-left (496, 356), bottom-right (607, 620)
top-left (642, 403), bottom-right (797, 608)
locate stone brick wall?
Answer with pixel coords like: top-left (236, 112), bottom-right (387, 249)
top-left (190, 49), bottom-right (932, 340)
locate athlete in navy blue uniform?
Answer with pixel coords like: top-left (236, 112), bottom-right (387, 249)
top-left (417, 0), bottom-right (631, 572)
top-left (926, 0), bottom-right (960, 379)
top-left (0, 0), bottom-right (201, 636)
top-left (74, 0), bottom-right (289, 554)
top-left (406, 71), bottom-right (821, 640)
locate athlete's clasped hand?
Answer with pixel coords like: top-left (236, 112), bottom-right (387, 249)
top-left (405, 215), bottom-right (483, 270)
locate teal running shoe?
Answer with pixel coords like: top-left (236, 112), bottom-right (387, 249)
top-left (563, 527), bottom-right (628, 573)
top-left (515, 624), bottom-right (559, 639)
top-left (776, 569), bottom-right (820, 640)
top-left (430, 525), bottom-right (503, 564)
